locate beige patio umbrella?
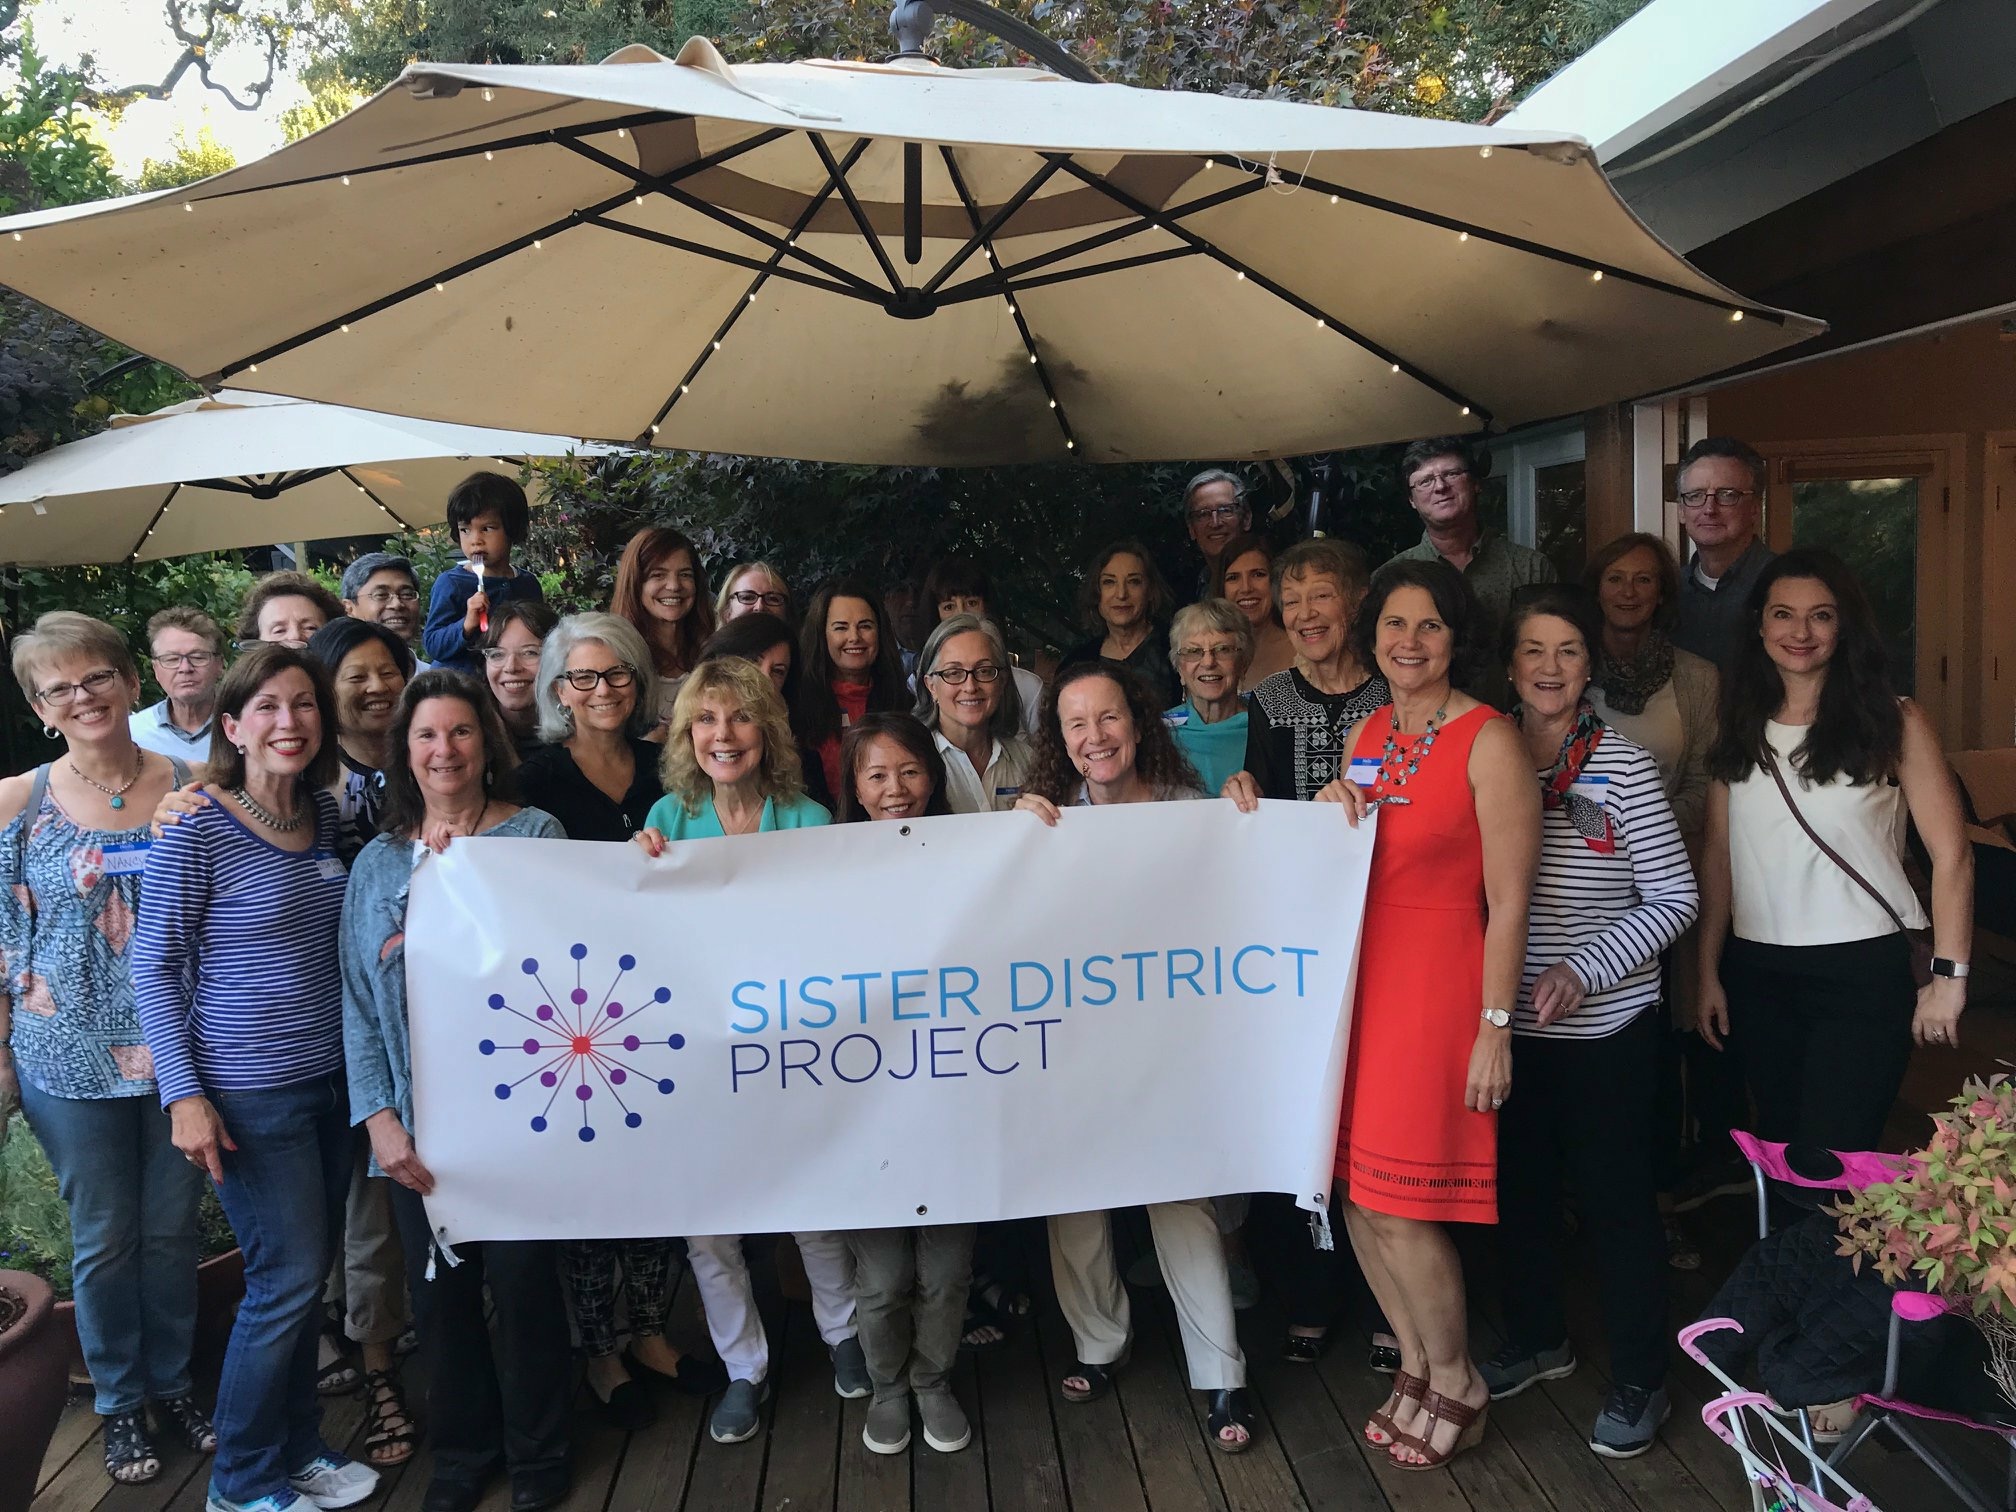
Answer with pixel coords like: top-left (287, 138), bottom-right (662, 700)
top-left (0, 39), bottom-right (1823, 466)
top-left (0, 389), bottom-right (619, 565)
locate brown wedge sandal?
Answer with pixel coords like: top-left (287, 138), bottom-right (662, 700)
top-left (1389, 1388), bottom-right (1487, 1471)
top-left (1364, 1370), bottom-right (1427, 1447)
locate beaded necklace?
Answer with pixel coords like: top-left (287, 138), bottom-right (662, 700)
top-left (1373, 703), bottom-right (1448, 797)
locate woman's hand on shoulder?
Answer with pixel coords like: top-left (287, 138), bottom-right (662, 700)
top-left (632, 826), bottom-right (668, 857)
top-left (1013, 793), bottom-right (1061, 827)
top-left (151, 780), bottom-right (212, 839)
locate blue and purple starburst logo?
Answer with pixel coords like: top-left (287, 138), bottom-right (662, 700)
top-left (478, 943), bottom-right (685, 1141)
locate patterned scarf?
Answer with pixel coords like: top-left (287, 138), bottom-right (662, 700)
top-left (1593, 629), bottom-right (1676, 716)
top-left (1533, 700), bottom-right (1614, 855)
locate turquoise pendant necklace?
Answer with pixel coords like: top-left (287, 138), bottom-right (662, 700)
top-left (1375, 704), bottom-right (1447, 796)
top-left (68, 755), bottom-right (143, 810)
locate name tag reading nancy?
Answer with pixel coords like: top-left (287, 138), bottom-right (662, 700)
top-left (98, 840), bottom-right (152, 876)
top-left (1346, 758), bottom-right (1383, 789)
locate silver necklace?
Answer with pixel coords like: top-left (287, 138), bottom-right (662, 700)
top-left (230, 785), bottom-right (308, 832)
top-left (68, 754), bottom-right (145, 810)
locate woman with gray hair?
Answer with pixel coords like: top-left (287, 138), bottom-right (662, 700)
top-left (1, 612), bottom-right (212, 1486)
top-left (511, 615), bottom-right (725, 1424)
top-left (912, 613), bottom-right (1032, 814)
top-left (1163, 600), bottom-right (1253, 797)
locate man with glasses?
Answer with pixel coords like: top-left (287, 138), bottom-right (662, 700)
top-left (1386, 437), bottom-right (1554, 703)
top-left (1180, 469), bottom-right (1252, 602)
top-left (341, 552), bottom-right (429, 669)
top-left (1670, 437), bottom-right (1775, 670)
top-left (130, 607), bottom-right (227, 759)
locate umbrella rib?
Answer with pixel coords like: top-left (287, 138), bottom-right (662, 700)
top-left (918, 157), bottom-right (1068, 297)
top-left (555, 137), bottom-right (883, 298)
top-left (991, 245), bottom-right (1202, 296)
top-left (193, 111), bottom-right (694, 204)
top-left (940, 146), bottom-right (1075, 456)
top-left (1047, 155), bottom-right (1489, 424)
top-left (583, 217), bottom-right (876, 302)
top-left (1208, 156), bottom-right (1784, 323)
top-left (124, 482), bottom-right (182, 564)
top-left (806, 135), bottom-right (905, 296)
top-left (636, 135), bottom-right (877, 446)
top-left (932, 176), bottom-right (1268, 305)
top-left (340, 467), bottom-right (414, 530)
top-left (212, 130), bottom-right (798, 384)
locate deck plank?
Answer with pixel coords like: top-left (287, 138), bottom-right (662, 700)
top-left (39, 1399), bottom-right (100, 1493)
top-left (1116, 1287), bottom-right (1228, 1512)
top-left (1242, 1333), bottom-right (1389, 1512)
top-left (905, 1347), bottom-right (986, 1512)
top-left (757, 1303), bottom-right (840, 1512)
top-left (967, 1303), bottom-right (1066, 1512)
top-left (1035, 1299), bottom-right (1149, 1512)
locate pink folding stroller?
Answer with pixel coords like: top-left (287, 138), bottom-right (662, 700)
top-left (1679, 1131), bottom-right (2016, 1512)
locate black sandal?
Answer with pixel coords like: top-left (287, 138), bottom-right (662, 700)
top-left (156, 1395), bottom-right (217, 1453)
top-left (1282, 1329), bottom-right (1329, 1365)
top-left (362, 1369), bottom-right (420, 1467)
top-left (1208, 1388), bottom-right (1258, 1454)
top-left (317, 1326), bottom-right (362, 1396)
top-left (1367, 1341), bottom-right (1403, 1375)
top-left (961, 1280), bottom-right (1030, 1350)
top-left (103, 1410), bottom-right (162, 1484)
top-left (1060, 1359), bottom-right (1120, 1403)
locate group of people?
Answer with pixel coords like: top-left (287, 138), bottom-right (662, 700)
top-left (0, 434), bottom-right (1975, 1512)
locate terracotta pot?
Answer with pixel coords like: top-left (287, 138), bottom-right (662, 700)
top-left (49, 1249), bottom-right (247, 1395)
top-left (0, 1270), bottom-right (71, 1512)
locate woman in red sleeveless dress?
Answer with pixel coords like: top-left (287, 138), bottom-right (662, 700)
top-left (1320, 560), bottom-right (1539, 1472)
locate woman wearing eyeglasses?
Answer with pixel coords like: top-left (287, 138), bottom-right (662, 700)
top-left (479, 602), bottom-right (560, 756)
top-left (715, 562), bottom-right (792, 624)
top-left (912, 614), bottom-right (1031, 815)
top-left (512, 614), bottom-right (726, 1424)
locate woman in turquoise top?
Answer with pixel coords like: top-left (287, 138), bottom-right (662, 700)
top-left (634, 657), bottom-right (830, 843)
top-left (0, 612), bottom-right (213, 1486)
top-left (1162, 599), bottom-right (1254, 798)
top-left (630, 654), bottom-right (864, 1448)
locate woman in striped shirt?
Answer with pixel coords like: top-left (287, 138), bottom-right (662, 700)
top-left (1477, 586), bottom-right (1698, 1463)
top-left (131, 645), bottom-right (379, 1512)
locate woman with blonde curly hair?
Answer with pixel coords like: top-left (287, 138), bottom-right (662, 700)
top-left (630, 657), bottom-right (865, 1444)
top-left (635, 657), bottom-right (829, 840)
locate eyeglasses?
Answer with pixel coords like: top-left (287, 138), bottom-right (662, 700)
top-left (558, 666), bottom-right (637, 692)
top-left (729, 590), bottom-right (789, 610)
top-left (359, 587), bottom-right (420, 605)
top-left (1677, 487), bottom-right (1757, 511)
top-left (1187, 504), bottom-right (1242, 525)
top-left (482, 646), bottom-right (543, 666)
top-left (927, 663), bottom-right (1003, 685)
top-left (1176, 643), bottom-right (1241, 663)
top-left (35, 668), bottom-right (123, 706)
top-left (1408, 467), bottom-right (1470, 495)
top-left (152, 651), bottom-right (218, 671)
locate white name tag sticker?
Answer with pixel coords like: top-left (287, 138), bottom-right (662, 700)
top-left (1569, 774), bottom-right (1611, 805)
top-left (98, 841), bottom-right (152, 876)
top-left (1347, 758), bottom-right (1382, 789)
top-left (315, 856), bottom-right (348, 881)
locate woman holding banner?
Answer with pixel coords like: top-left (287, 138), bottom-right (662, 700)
top-left (340, 670), bottom-right (575, 1512)
top-left (631, 657), bottom-right (869, 1445)
top-left (1316, 561), bottom-right (1539, 1473)
top-left (1014, 662), bottom-right (1258, 1454)
top-left (829, 713), bottom-right (975, 1454)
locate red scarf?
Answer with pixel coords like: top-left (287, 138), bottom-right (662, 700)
top-left (1537, 700), bottom-right (1615, 855)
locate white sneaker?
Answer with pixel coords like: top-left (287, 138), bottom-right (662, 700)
top-left (287, 1453), bottom-right (380, 1509)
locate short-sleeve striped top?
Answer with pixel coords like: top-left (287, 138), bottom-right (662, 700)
top-left (131, 789), bottom-right (349, 1105)
top-left (1517, 732), bottom-right (1698, 1039)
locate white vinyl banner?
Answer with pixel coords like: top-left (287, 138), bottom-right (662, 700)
top-left (405, 800), bottom-right (1374, 1244)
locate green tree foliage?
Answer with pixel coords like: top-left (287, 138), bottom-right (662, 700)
top-left (136, 122), bottom-right (239, 189)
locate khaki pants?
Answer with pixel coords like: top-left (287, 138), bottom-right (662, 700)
top-left (1048, 1199), bottom-right (1245, 1390)
top-left (843, 1225), bottom-right (975, 1403)
top-left (322, 1131), bottom-right (408, 1346)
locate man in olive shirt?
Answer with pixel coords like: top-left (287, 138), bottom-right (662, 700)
top-left (1384, 436), bottom-right (1555, 704)
top-left (1670, 436), bottom-right (1775, 671)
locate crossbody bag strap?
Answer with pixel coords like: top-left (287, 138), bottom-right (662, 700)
top-left (1763, 751), bottom-right (1910, 936)
top-left (14, 763), bottom-right (53, 894)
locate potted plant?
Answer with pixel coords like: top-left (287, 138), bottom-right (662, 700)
top-left (0, 1114), bottom-right (244, 1391)
top-left (1833, 1075), bottom-right (2016, 1413)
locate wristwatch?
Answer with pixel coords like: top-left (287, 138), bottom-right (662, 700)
top-left (1480, 1008), bottom-right (1512, 1029)
top-left (1931, 958), bottom-right (1970, 979)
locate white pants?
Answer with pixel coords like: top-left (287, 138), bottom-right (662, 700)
top-left (685, 1232), bottom-right (858, 1385)
top-left (1047, 1199), bottom-right (1246, 1390)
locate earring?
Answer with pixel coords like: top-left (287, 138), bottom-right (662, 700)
top-left (42, 724), bottom-right (60, 740)
top-left (483, 761), bottom-right (495, 789)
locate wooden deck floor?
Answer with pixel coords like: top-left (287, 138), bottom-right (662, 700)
top-left (35, 994), bottom-right (2016, 1512)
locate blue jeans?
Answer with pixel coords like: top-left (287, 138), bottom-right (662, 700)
top-left (17, 1080), bottom-right (204, 1415)
top-left (206, 1074), bottom-right (351, 1503)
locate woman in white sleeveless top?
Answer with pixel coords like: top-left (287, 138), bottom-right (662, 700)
top-left (1695, 549), bottom-right (1972, 1153)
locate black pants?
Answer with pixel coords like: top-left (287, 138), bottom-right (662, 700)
top-left (1722, 933), bottom-right (1915, 1153)
top-left (1246, 1190), bottom-right (1387, 1336)
top-left (389, 1184), bottom-right (572, 1485)
top-left (1496, 1012), bottom-right (1667, 1389)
